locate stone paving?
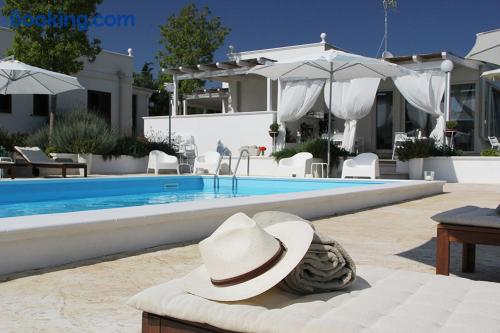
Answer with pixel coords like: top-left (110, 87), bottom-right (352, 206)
top-left (0, 183), bottom-right (499, 332)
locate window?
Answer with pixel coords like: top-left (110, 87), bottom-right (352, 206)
top-left (376, 91), bottom-right (393, 150)
top-left (405, 102), bottom-right (433, 137)
top-left (486, 86), bottom-right (500, 138)
top-left (88, 90), bottom-right (111, 125)
top-left (449, 84), bottom-right (475, 151)
top-left (132, 94), bottom-right (137, 136)
top-left (33, 95), bottom-right (49, 116)
top-left (0, 95), bottom-right (12, 113)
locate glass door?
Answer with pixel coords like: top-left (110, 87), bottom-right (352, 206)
top-left (376, 91), bottom-right (393, 150)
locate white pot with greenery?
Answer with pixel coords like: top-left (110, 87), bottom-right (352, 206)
top-left (394, 138), bottom-right (436, 180)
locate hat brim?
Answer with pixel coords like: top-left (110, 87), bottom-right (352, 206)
top-left (183, 220), bottom-right (313, 302)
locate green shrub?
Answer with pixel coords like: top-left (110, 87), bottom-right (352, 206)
top-left (269, 122), bottom-right (280, 132)
top-left (272, 139), bottom-right (353, 167)
top-left (0, 128), bottom-right (27, 152)
top-left (396, 138), bottom-right (461, 161)
top-left (25, 127), bottom-right (49, 151)
top-left (0, 146), bottom-right (9, 157)
top-left (395, 138), bottom-right (435, 162)
top-left (481, 149), bottom-right (500, 156)
top-left (446, 120), bottom-right (458, 130)
top-left (52, 111), bottom-right (118, 154)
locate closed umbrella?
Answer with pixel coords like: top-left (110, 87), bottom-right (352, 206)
top-left (466, 28), bottom-right (500, 66)
top-left (250, 49), bottom-right (409, 175)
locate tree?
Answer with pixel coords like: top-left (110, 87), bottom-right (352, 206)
top-left (133, 62), bottom-right (156, 90)
top-left (157, 3), bottom-right (230, 94)
top-left (2, 0), bottom-right (103, 144)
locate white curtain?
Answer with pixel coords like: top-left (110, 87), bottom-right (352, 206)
top-left (324, 78), bottom-right (381, 152)
top-left (279, 79), bottom-right (325, 122)
top-left (393, 71), bottom-right (446, 142)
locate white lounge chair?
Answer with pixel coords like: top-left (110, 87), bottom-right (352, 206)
top-left (146, 150), bottom-right (179, 175)
top-left (341, 152), bottom-right (380, 179)
top-left (392, 132), bottom-right (409, 160)
top-left (193, 152), bottom-right (221, 174)
top-left (488, 136), bottom-right (500, 150)
top-left (277, 152), bottom-right (313, 178)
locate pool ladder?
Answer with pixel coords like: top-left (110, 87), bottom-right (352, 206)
top-left (231, 149), bottom-right (250, 194)
top-left (213, 148), bottom-right (232, 192)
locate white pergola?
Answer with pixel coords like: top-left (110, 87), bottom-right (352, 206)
top-left (163, 57), bottom-right (275, 115)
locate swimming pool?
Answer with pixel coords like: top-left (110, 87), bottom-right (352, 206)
top-left (0, 176), bottom-right (444, 276)
top-left (0, 176), bottom-right (384, 218)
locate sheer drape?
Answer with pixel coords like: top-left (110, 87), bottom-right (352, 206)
top-left (324, 78), bottom-right (381, 152)
top-left (279, 79), bottom-right (325, 122)
top-left (393, 71), bottom-right (446, 142)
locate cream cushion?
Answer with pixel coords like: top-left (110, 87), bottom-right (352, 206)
top-left (432, 206), bottom-right (500, 229)
top-left (128, 265), bottom-right (500, 333)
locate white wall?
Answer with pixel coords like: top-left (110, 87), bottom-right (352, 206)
top-left (424, 156), bottom-right (500, 184)
top-left (144, 111), bottom-right (277, 156)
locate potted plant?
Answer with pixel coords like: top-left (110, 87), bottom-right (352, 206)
top-left (395, 138), bottom-right (435, 180)
top-left (446, 120), bottom-right (458, 132)
top-left (268, 123), bottom-right (280, 138)
top-left (258, 146), bottom-right (267, 156)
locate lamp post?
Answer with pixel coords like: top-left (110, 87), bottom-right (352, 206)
top-left (440, 60), bottom-right (454, 149)
top-left (164, 82), bottom-right (176, 146)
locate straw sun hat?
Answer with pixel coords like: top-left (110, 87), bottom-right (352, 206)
top-left (184, 212), bottom-right (314, 301)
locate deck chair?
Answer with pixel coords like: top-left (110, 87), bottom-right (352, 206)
top-left (14, 146), bottom-right (87, 178)
top-left (488, 136), bottom-right (500, 150)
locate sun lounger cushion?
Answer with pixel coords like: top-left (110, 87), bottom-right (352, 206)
top-left (432, 206), bottom-right (500, 229)
top-left (128, 265), bottom-right (500, 333)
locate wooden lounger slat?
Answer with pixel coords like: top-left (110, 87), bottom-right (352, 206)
top-left (142, 312), bottom-right (235, 333)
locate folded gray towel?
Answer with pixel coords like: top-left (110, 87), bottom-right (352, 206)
top-left (253, 211), bottom-right (356, 295)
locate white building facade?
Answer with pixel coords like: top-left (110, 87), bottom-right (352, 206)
top-left (0, 26), bottom-right (152, 136)
top-left (144, 35), bottom-right (500, 156)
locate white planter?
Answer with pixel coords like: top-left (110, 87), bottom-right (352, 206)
top-left (409, 158), bottom-right (424, 180)
top-left (77, 154), bottom-right (148, 175)
top-left (396, 160), bottom-right (409, 174)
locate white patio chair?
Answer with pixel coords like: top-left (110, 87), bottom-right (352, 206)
top-left (146, 150), bottom-right (179, 175)
top-left (392, 132), bottom-right (409, 160)
top-left (194, 152), bottom-right (222, 174)
top-left (341, 152), bottom-right (380, 179)
top-left (488, 136), bottom-right (500, 150)
top-left (277, 152), bottom-right (313, 178)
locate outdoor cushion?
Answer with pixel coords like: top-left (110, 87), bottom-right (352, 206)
top-left (128, 265), bottom-right (500, 333)
top-left (432, 206), bottom-right (500, 229)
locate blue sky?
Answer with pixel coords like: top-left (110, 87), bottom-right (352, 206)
top-left (1, 0), bottom-right (499, 74)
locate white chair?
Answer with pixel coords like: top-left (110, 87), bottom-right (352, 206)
top-left (488, 136), bottom-right (500, 150)
top-left (277, 152), bottom-right (313, 178)
top-left (392, 132), bottom-right (409, 160)
top-left (341, 153), bottom-right (380, 179)
top-left (146, 150), bottom-right (179, 175)
top-left (194, 152), bottom-right (222, 174)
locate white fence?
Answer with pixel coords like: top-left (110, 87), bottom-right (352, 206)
top-left (143, 111), bottom-right (277, 156)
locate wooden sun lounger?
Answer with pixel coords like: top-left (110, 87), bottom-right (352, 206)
top-left (14, 147), bottom-right (87, 178)
top-left (142, 312), bottom-right (233, 333)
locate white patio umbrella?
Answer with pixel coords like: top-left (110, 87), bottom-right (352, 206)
top-left (0, 58), bottom-right (84, 95)
top-left (466, 28), bottom-right (500, 66)
top-left (481, 68), bottom-right (500, 81)
top-left (250, 49), bottom-right (409, 175)
top-left (0, 58), bottom-right (85, 143)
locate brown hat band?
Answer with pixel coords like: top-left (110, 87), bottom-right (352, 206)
top-left (210, 239), bottom-right (287, 287)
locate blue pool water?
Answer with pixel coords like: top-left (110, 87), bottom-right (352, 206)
top-left (0, 176), bottom-right (385, 218)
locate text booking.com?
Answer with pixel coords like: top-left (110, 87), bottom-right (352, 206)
top-left (10, 10), bottom-right (135, 31)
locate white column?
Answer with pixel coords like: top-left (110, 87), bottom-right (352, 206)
top-left (266, 78), bottom-right (272, 111)
top-left (182, 99), bottom-right (187, 115)
top-left (276, 79), bottom-right (285, 150)
top-left (172, 74), bottom-right (179, 116)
